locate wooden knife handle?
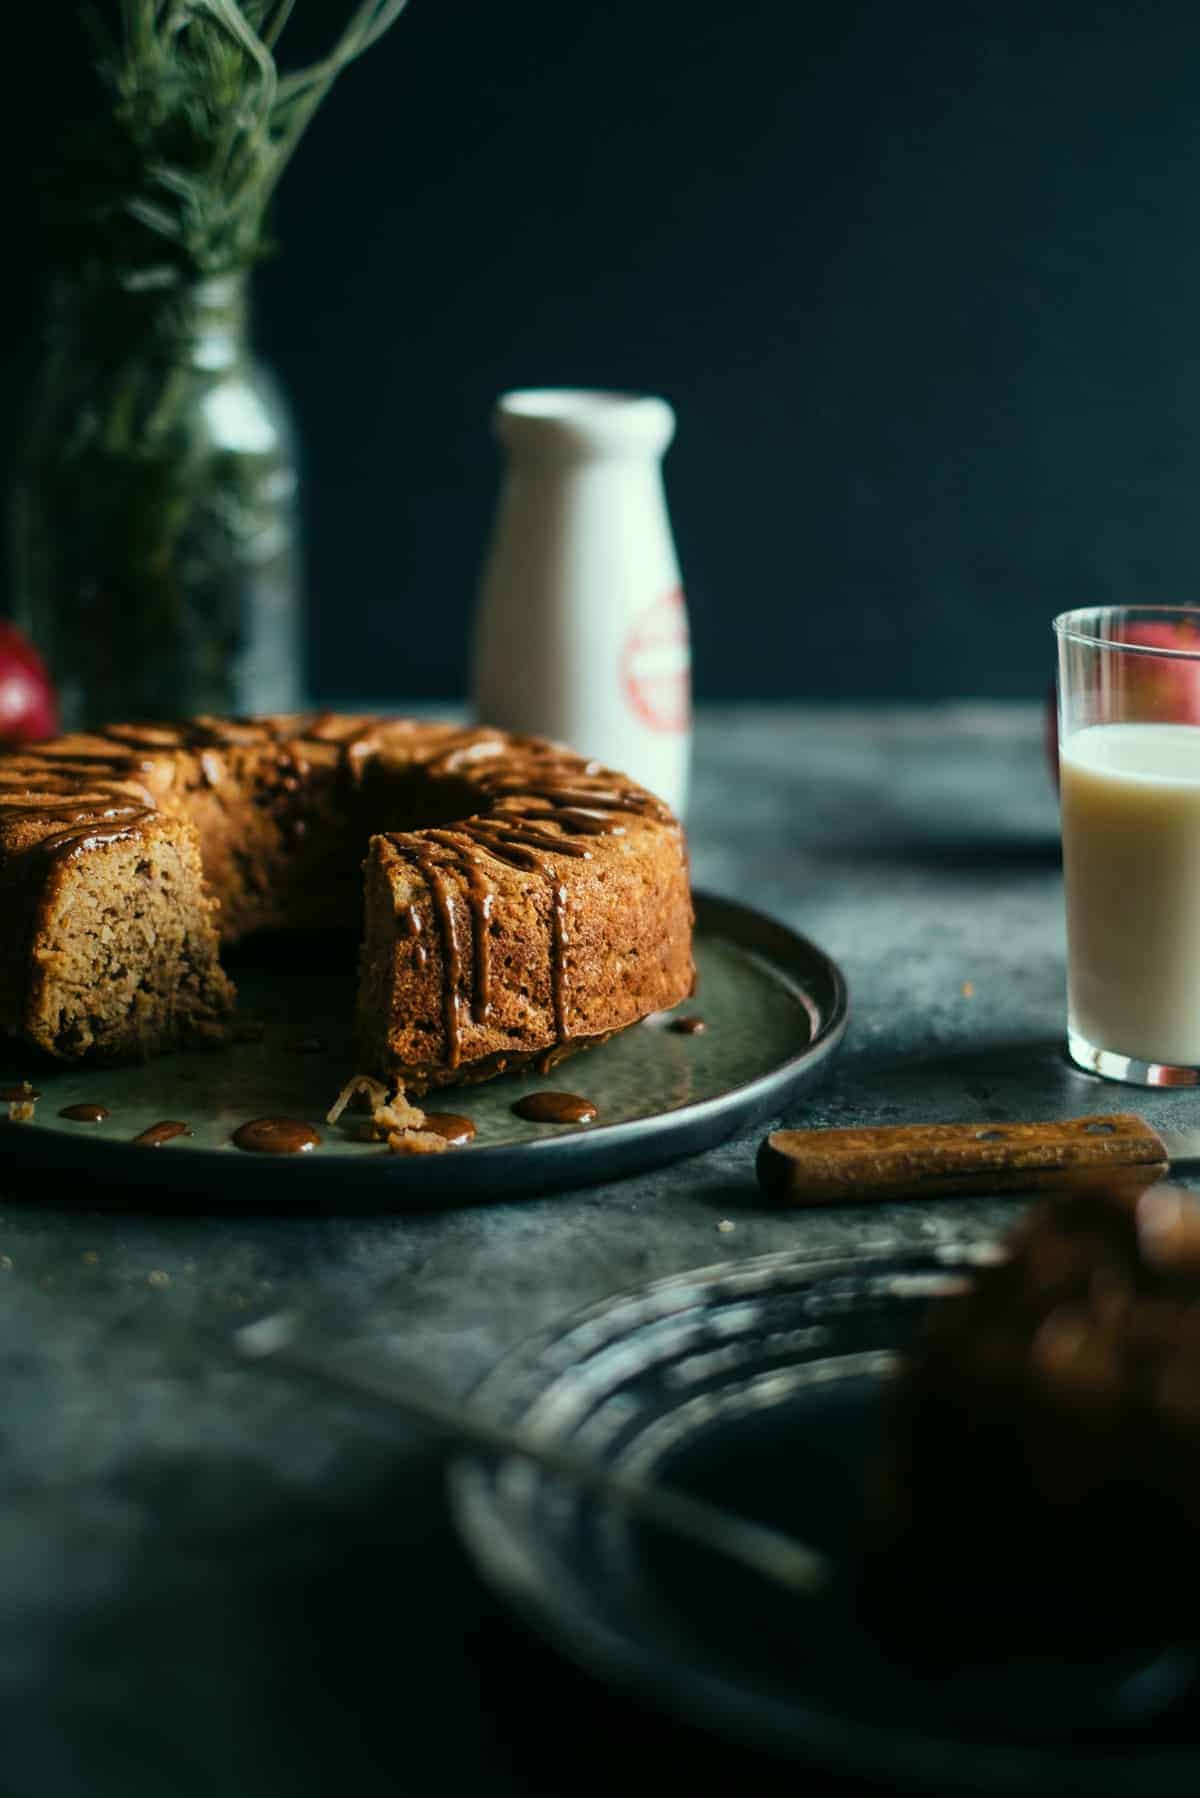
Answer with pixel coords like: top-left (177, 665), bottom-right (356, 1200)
top-left (755, 1114), bottom-right (1169, 1206)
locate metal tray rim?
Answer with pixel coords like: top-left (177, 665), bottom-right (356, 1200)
top-left (0, 890), bottom-right (848, 1207)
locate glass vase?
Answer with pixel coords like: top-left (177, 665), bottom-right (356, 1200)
top-left (8, 274), bottom-right (302, 728)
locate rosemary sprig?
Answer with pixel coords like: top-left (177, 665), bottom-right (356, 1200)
top-left (51, 0), bottom-right (412, 290)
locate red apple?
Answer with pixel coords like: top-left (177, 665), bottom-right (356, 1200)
top-left (1046, 618), bottom-right (1200, 787)
top-left (0, 623), bottom-right (58, 744)
top-left (1045, 680), bottom-right (1059, 789)
top-left (1110, 619), bottom-right (1200, 723)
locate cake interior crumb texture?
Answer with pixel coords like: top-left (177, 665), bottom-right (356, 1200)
top-left (0, 716), bottom-right (694, 1086)
top-left (24, 825), bottom-right (234, 1062)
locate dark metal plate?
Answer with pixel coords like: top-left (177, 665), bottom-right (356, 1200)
top-left (450, 1245), bottom-right (1200, 1794)
top-left (0, 893), bottom-right (847, 1207)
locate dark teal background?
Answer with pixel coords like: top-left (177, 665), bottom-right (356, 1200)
top-left (5, 0), bottom-right (1200, 702)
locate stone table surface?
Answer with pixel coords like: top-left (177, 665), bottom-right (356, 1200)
top-left (0, 702), bottom-right (1188, 1798)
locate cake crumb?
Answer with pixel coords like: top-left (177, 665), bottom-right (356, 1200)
top-left (147, 1269), bottom-right (170, 1288)
top-left (5, 1082), bottom-right (39, 1123)
top-left (717, 1218), bottom-right (736, 1234)
top-left (326, 1073), bottom-right (391, 1126)
top-left (961, 981), bottom-right (975, 998)
top-left (374, 1092), bottom-right (426, 1135)
top-left (328, 1073), bottom-right (430, 1142)
top-left (387, 1128), bottom-right (449, 1156)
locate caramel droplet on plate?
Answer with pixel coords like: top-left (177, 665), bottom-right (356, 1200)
top-left (134, 1120), bottom-right (192, 1147)
top-left (233, 1118), bottom-right (321, 1155)
top-left (512, 1092), bottom-right (598, 1125)
top-left (421, 1112), bottom-right (477, 1146)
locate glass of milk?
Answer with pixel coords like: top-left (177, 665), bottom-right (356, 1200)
top-left (1056, 604), bottom-right (1200, 1083)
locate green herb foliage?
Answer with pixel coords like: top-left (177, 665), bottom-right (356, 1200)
top-left (50, 1), bottom-right (412, 288)
top-left (15, 3), bottom-right (412, 722)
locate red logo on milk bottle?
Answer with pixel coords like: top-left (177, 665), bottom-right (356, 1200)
top-left (621, 588), bottom-right (691, 733)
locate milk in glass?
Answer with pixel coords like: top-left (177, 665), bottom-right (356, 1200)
top-left (1061, 722), bottom-right (1200, 1065)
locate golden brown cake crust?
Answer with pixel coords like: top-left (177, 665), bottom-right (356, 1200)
top-left (0, 715), bottom-right (695, 1080)
top-left (358, 730), bottom-right (695, 1089)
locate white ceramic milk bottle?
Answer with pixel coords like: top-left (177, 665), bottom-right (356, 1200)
top-left (470, 389), bottom-right (692, 816)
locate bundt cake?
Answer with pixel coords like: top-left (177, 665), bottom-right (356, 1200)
top-left (861, 1183), bottom-right (1200, 1663)
top-left (0, 715), bottom-right (694, 1088)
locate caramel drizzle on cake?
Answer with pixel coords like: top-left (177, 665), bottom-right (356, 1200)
top-left (0, 761), bottom-right (156, 866)
top-left (384, 737), bottom-right (669, 1069)
top-left (1, 716), bottom-right (680, 1073)
top-left (0, 715), bottom-right (391, 868)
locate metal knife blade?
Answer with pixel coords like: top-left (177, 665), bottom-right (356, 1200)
top-left (1158, 1127), bottom-right (1200, 1171)
top-left (235, 1312), bottom-right (832, 1599)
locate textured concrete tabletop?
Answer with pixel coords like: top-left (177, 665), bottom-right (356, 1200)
top-left (0, 703), bottom-right (1187, 1798)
